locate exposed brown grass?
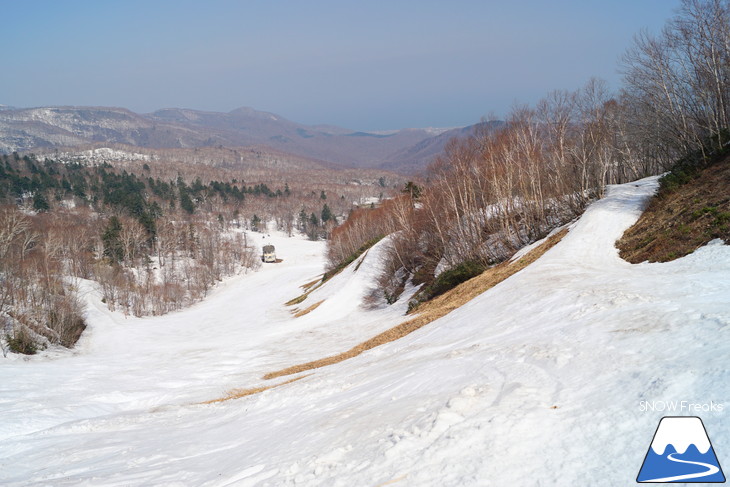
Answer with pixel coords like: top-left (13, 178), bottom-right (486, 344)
top-left (293, 299), bottom-right (325, 318)
top-left (201, 375), bottom-right (309, 404)
top-left (617, 158), bottom-right (730, 263)
top-left (301, 277), bottom-right (322, 292)
top-left (263, 229), bottom-right (568, 380)
top-left (285, 294), bottom-right (308, 306)
top-left (285, 278), bottom-right (324, 306)
top-left (353, 251), bottom-right (369, 272)
top-left (375, 475), bottom-right (408, 486)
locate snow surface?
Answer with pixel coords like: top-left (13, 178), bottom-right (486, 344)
top-left (508, 222), bottom-right (572, 263)
top-left (1, 176), bottom-right (730, 486)
top-left (54, 147), bottom-right (157, 164)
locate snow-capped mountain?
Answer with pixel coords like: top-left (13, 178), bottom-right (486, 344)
top-left (0, 105), bottom-right (479, 172)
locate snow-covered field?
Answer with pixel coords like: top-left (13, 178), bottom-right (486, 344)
top-left (54, 147), bottom-right (158, 164)
top-left (1, 176), bottom-right (729, 486)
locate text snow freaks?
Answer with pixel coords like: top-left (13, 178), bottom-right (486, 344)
top-left (639, 401), bottom-right (724, 413)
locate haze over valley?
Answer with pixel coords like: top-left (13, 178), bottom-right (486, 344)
top-left (0, 104), bottom-right (492, 174)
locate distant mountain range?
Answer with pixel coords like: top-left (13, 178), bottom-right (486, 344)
top-left (0, 105), bottom-right (500, 173)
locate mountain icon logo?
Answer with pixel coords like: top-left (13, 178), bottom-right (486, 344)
top-left (637, 416), bottom-right (725, 483)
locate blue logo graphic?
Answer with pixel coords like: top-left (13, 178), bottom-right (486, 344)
top-left (637, 416), bottom-right (725, 483)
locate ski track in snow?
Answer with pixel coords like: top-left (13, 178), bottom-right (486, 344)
top-left (1, 176), bottom-right (729, 486)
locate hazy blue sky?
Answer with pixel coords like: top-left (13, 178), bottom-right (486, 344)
top-left (2, 0), bottom-right (679, 131)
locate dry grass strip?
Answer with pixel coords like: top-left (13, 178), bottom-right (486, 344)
top-left (263, 229), bottom-right (568, 380)
top-left (285, 294), bottom-right (309, 306)
top-left (301, 277), bottom-right (322, 292)
top-left (201, 375), bottom-right (309, 404)
top-left (293, 299), bottom-right (325, 318)
top-left (375, 475), bottom-right (408, 486)
top-left (285, 278), bottom-right (324, 306)
top-left (353, 250), bottom-right (369, 272)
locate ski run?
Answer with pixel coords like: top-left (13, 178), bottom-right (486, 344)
top-left (1, 175), bottom-right (729, 486)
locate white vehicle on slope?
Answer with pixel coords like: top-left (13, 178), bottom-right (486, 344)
top-left (261, 244), bottom-right (276, 263)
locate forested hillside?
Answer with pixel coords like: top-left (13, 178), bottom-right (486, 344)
top-left (327, 0), bottom-right (730, 308)
top-left (0, 151), bottom-right (396, 356)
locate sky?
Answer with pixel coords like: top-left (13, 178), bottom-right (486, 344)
top-left (2, 0), bottom-right (680, 131)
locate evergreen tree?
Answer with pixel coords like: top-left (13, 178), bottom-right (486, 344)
top-left (251, 214), bottom-right (261, 232)
top-left (180, 190), bottom-right (195, 214)
top-left (32, 193), bottom-right (50, 212)
top-left (102, 216), bottom-right (124, 263)
top-left (298, 208), bottom-right (308, 231)
top-left (138, 212), bottom-right (157, 241)
top-left (321, 203), bottom-right (333, 223)
top-left (307, 213), bottom-right (320, 241)
top-left (402, 181), bottom-right (422, 199)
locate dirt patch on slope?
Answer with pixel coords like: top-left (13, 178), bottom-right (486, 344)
top-left (285, 278), bottom-right (324, 306)
top-left (617, 158), bottom-right (730, 263)
top-left (293, 300), bottom-right (324, 318)
top-left (201, 375), bottom-right (309, 404)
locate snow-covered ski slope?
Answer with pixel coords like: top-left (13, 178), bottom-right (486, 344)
top-left (1, 176), bottom-right (729, 486)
